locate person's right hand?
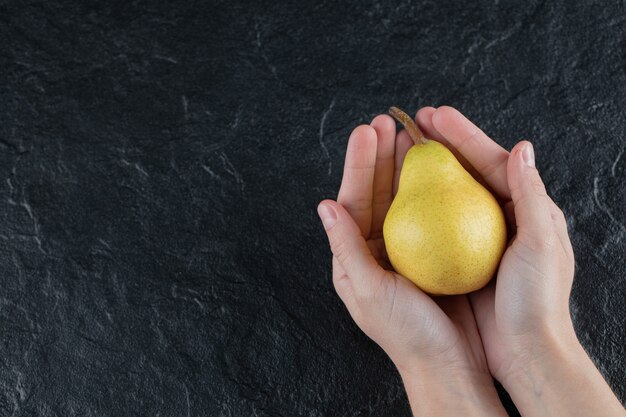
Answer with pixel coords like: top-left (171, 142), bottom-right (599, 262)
top-left (418, 106), bottom-right (625, 416)
top-left (414, 106), bottom-right (576, 382)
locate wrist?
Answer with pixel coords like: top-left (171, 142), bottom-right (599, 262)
top-left (501, 329), bottom-right (626, 417)
top-left (498, 321), bottom-right (579, 387)
top-left (399, 366), bottom-right (507, 417)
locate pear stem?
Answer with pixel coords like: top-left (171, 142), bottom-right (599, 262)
top-left (388, 106), bottom-right (427, 145)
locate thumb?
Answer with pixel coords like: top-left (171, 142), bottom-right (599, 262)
top-left (507, 141), bottom-right (555, 251)
top-left (317, 200), bottom-right (384, 296)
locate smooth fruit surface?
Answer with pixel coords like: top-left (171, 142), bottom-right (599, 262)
top-left (383, 140), bottom-right (507, 295)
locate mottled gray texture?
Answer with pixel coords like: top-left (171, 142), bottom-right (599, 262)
top-left (0, 0), bottom-right (624, 416)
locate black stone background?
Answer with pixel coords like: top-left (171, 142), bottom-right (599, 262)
top-left (0, 0), bottom-right (624, 416)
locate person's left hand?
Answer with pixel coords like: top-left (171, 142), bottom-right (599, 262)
top-left (317, 113), bottom-right (505, 414)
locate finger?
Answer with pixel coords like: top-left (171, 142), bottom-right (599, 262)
top-left (431, 106), bottom-right (511, 199)
top-left (415, 107), bottom-right (445, 141)
top-left (332, 256), bottom-right (356, 310)
top-left (393, 129), bottom-right (414, 195)
top-left (318, 200), bottom-right (387, 298)
top-left (370, 115), bottom-right (396, 239)
top-left (548, 200), bottom-right (575, 261)
top-left (416, 107), bottom-right (484, 181)
top-left (337, 125), bottom-right (377, 238)
top-left (507, 141), bottom-right (555, 252)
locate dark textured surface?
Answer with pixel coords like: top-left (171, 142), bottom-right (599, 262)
top-left (0, 0), bottom-right (624, 415)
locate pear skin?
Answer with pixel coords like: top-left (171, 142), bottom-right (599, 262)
top-left (384, 108), bottom-right (507, 295)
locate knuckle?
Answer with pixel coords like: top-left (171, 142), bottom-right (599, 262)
top-left (517, 229), bottom-right (556, 253)
top-left (371, 188), bottom-right (391, 204)
top-left (456, 128), bottom-right (482, 153)
top-left (509, 183), bottom-right (524, 203)
top-left (509, 245), bottom-right (548, 280)
top-left (331, 237), bottom-right (351, 265)
top-left (341, 197), bottom-right (371, 213)
top-left (332, 269), bottom-right (349, 284)
top-left (549, 201), bottom-right (568, 227)
top-left (344, 163), bottom-right (376, 172)
top-left (512, 193), bottom-right (535, 212)
top-left (481, 157), bottom-right (507, 180)
top-left (530, 174), bottom-right (547, 196)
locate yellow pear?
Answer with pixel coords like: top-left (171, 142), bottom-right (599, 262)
top-left (383, 107), bottom-right (507, 295)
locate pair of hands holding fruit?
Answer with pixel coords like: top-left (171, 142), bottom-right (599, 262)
top-left (317, 106), bottom-right (625, 416)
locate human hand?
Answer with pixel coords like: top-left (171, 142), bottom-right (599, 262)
top-left (411, 106), bottom-right (576, 381)
top-left (418, 106), bottom-right (625, 416)
top-left (317, 115), bottom-right (506, 415)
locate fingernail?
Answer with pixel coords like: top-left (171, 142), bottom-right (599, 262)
top-left (317, 203), bottom-right (337, 230)
top-left (522, 143), bottom-right (535, 168)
